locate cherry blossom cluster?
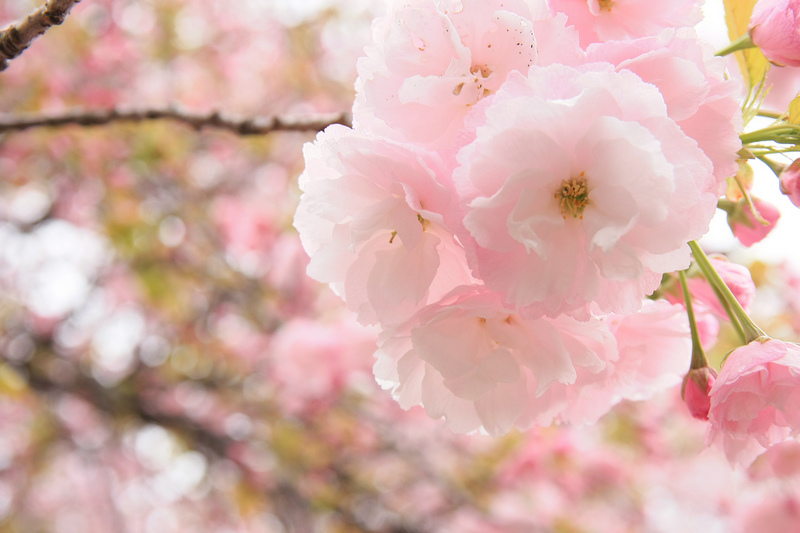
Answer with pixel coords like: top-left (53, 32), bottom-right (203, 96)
top-left (294, 0), bottom-right (800, 470)
top-left (295, 0), bottom-right (744, 437)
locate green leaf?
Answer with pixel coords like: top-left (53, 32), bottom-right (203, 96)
top-left (722, 0), bottom-right (769, 88)
top-left (788, 92), bottom-right (800, 125)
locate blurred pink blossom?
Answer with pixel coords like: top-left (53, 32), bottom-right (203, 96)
top-left (213, 196), bottom-right (278, 256)
top-left (761, 64), bottom-right (800, 112)
top-left (736, 496), bottom-right (800, 533)
top-left (268, 317), bottom-right (377, 414)
top-left (749, 439), bottom-right (800, 479)
top-left (695, 309), bottom-right (721, 350)
top-left (687, 256), bottom-right (756, 319)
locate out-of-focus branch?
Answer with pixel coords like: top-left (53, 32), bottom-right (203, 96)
top-left (20, 353), bottom-right (427, 533)
top-left (0, 0), bottom-right (82, 71)
top-left (0, 107), bottom-right (352, 135)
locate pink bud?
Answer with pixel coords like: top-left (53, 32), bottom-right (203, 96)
top-left (780, 159), bottom-right (800, 208)
top-left (749, 0), bottom-right (800, 67)
top-left (728, 197), bottom-right (781, 246)
top-left (682, 367), bottom-right (717, 420)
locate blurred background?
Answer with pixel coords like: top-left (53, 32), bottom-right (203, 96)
top-left (2, 1), bottom-right (800, 532)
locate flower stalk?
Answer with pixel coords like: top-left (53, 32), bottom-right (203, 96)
top-left (715, 34), bottom-right (756, 57)
top-left (733, 174), bottom-right (770, 225)
top-left (757, 156), bottom-right (786, 178)
top-left (678, 270), bottom-right (710, 370)
top-left (688, 241), bottom-right (768, 344)
top-left (740, 125), bottom-right (800, 145)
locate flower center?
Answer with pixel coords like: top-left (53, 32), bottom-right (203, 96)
top-left (598, 0), bottom-right (614, 11)
top-left (454, 65), bottom-right (495, 102)
top-left (390, 213), bottom-right (430, 243)
top-left (555, 175), bottom-right (589, 220)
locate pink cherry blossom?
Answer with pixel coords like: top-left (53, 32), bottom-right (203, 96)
top-left (761, 65), bottom-right (800, 112)
top-left (708, 339), bottom-right (800, 467)
top-left (736, 497), bottom-right (800, 533)
top-left (455, 64), bottom-right (717, 317)
top-left (294, 125), bottom-right (474, 326)
top-left (687, 256), bottom-right (755, 319)
top-left (780, 159), bottom-right (800, 208)
top-left (353, 0), bottom-right (583, 150)
top-left (749, 0), bottom-right (800, 67)
top-left (749, 439), bottom-right (800, 479)
top-left (587, 28), bottom-right (743, 185)
top-left (373, 287), bottom-right (618, 435)
top-left (527, 300), bottom-right (691, 428)
top-left (729, 197), bottom-right (781, 247)
top-left (268, 317), bottom-right (378, 414)
top-left (213, 195), bottom-right (277, 256)
top-left (603, 299), bottom-right (692, 402)
top-left (548, 0), bottom-right (703, 48)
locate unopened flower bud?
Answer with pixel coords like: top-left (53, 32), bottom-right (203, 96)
top-left (682, 366), bottom-right (718, 420)
top-left (780, 159), bottom-right (800, 208)
top-left (749, 0), bottom-right (800, 67)
top-left (727, 197), bottom-right (781, 246)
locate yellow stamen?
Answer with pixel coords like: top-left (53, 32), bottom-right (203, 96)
top-left (555, 175), bottom-right (589, 220)
top-left (417, 213), bottom-right (431, 231)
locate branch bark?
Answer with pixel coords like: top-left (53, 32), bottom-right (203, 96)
top-left (0, 0), bottom-right (82, 71)
top-left (0, 107), bottom-right (352, 135)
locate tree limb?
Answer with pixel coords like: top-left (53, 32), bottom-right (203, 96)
top-left (0, 0), bottom-right (83, 71)
top-left (0, 107), bottom-right (352, 135)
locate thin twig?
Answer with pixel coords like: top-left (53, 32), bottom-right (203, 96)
top-left (0, 0), bottom-right (82, 71)
top-left (0, 107), bottom-right (352, 135)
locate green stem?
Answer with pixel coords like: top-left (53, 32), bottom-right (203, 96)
top-left (706, 270), bottom-right (748, 344)
top-left (749, 146), bottom-right (800, 155)
top-left (688, 241), bottom-right (768, 344)
top-left (756, 110), bottom-right (783, 120)
top-left (740, 126), bottom-right (798, 144)
top-left (715, 33), bottom-right (756, 57)
top-left (733, 173), bottom-right (769, 225)
top-left (717, 198), bottom-right (736, 214)
top-left (757, 156), bottom-right (785, 178)
top-left (678, 270), bottom-right (710, 370)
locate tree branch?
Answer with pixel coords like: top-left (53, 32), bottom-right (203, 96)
top-left (0, 0), bottom-right (82, 71)
top-left (0, 107), bottom-right (352, 135)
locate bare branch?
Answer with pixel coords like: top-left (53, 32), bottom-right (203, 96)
top-left (0, 107), bottom-right (352, 135)
top-left (0, 0), bottom-right (83, 71)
